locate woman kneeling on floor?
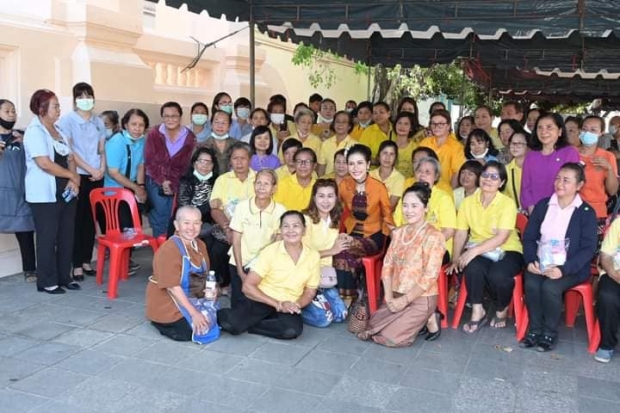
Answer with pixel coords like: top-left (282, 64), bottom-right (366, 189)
top-left (217, 210), bottom-right (321, 340)
top-left (146, 206), bottom-right (219, 344)
top-left (358, 183), bottom-right (445, 347)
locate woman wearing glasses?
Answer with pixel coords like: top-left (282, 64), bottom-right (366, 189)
top-left (274, 148), bottom-right (318, 211)
top-left (419, 109), bottom-right (466, 196)
top-left (449, 161), bottom-right (524, 333)
top-left (145, 101), bottom-right (197, 237)
top-left (504, 130), bottom-right (531, 211)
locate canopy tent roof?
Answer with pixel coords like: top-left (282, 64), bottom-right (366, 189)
top-left (150, 0), bottom-right (620, 99)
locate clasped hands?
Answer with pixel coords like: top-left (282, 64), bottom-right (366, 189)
top-left (527, 261), bottom-right (562, 279)
top-left (385, 294), bottom-right (409, 313)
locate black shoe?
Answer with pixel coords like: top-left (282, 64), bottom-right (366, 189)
top-left (536, 334), bottom-right (555, 352)
top-left (62, 282), bottom-right (82, 291)
top-left (82, 267), bottom-right (96, 277)
top-left (72, 270), bottom-right (85, 282)
top-left (417, 326), bottom-right (429, 337)
top-left (519, 332), bottom-right (540, 349)
top-left (37, 286), bottom-right (66, 294)
top-left (425, 311), bottom-right (444, 342)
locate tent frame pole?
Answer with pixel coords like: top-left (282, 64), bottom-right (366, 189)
top-left (249, 21), bottom-right (256, 107)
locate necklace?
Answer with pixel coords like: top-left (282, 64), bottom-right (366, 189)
top-left (401, 221), bottom-right (428, 246)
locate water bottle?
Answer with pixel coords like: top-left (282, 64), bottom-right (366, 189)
top-left (204, 270), bottom-right (217, 301)
top-left (121, 227), bottom-right (136, 240)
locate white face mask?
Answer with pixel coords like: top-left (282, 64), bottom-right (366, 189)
top-left (192, 114), bottom-right (208, 126)
top-left (211, 132), bottom-right (229, 141)
top-left (237, 108), bottom-right (251, 120)
top-left (105, 128), bottom-right (114, 138)
top-left (611, 125), bottom-right (618, 135)
top-left (270, 113), bottom-right (285, 124)
top-left (193, 170), bottom-right (213, 181)
top-left (76, 98), bottom-right (94, 112)
top-left (318, 114), bottom-right (333, 124)
top-left (358, 120), bottom-right (372, 128)
top-left (472, 148), bottom-right (489, 160)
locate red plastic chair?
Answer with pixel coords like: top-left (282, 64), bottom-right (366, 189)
top-left (564, 281), bottom-right (598, 354)
top-left (451, 213), bottom-right (528, 337)
top-left (90, 188), bottom-right (159, 299)
top-left (362, 252), bottom-right (384, 314)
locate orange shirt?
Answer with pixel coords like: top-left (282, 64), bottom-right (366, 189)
top-left (419, 135), bottom-right (465, 196)
top-left (339, 176), bottom-right (395, 237)
top-left (579, 148), bottom-right (618, 218)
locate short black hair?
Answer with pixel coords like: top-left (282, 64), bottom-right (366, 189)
top-left (281, 138), bottom-right (303, 154)
top-left (72, 82), bottom-right (95, 101)
top-left (160, 101), bottom-right (182, 117)
top-left (121, 108), bottom-right (150, 130)
top-left (309, 93), bottom-right (323, 103)
top-left (530, 112), bottom-right (569, 151)
top-left (190, 102), bottom-right (208, 115)
top-left (482, 161), bottom-right (508, 191)
top-left (234, 97), bottom-right (252, 109)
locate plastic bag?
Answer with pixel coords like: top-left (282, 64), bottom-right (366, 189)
top-left (465, 241), bottom-right (505, 262)
top-left (537, 238), bottom-right (569, 272)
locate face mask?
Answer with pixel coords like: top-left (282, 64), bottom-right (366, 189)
top-left (237, 108), bottom-right (250, 120)
top-left (123, 130), bottom-right (143, 141)
top-left (211, 132), bottom-right (229, 141)
top-left (358, 120), bottom-right (371, 128)
top-left (610, 125), bottom-right (618, 135)
top-left (192, 114), bottom-right (208, 126)
top-left (0, 118), bottom-right (16, 130)
top-left (318, 115), bottom-right (333, 124)
top-left (270, 113), bottom-right (285, 124)
top-left (105, 128), bottom-right (114, 138)
top-left (579, 131), bottom-right (599, 146)
top-left (220, 105), bottom-right (233, 115)
top-left (472, 148), bottom-right (489, 159)
top-left (193, 170), bottom-right (213, 181)
top-left (76, 98), bottom-right (94, 112)
top-left (345, 108), bottom-right (354, 113)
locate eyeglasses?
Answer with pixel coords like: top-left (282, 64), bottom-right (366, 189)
top-left (212, 121), bottom-right (229, 126)
top-left (163, 115), bottom-right (180, 120)
top-left (481, 172), bottom-right (501, 181)
top-left (195, 159), bottom-right (213, 164)
top-left (295, 159), bottom-right (314, 166)
top-left (430, 122), bottom-right (448, 128)
top-left (509, 142), bottom-right (527, 147)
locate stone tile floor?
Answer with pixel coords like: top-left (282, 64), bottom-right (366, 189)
top-left (1, 248), bottom-right (619, 413)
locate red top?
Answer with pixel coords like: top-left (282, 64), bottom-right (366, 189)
top-left (144, 125), bottom-right (196, 192)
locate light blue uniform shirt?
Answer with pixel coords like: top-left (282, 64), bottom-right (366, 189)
top-left (230, 119), bottom-right (253, 140)
top-left (188, 123), bottom-right (211, 143)
top-left (104, 131), bottom-right (145, 188)
top-left (57, 111), bottom-right (106, 175)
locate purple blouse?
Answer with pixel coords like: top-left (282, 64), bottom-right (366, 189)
top-left (520, 145), bottom-right (580, 209)
top-left (160, 124), bottom-right (188, 157)
top-left (250, 154), bottom-right (281, 172)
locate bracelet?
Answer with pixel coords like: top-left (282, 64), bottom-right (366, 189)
top-left (137, 183), bottom-right (145, 187)
top-left (276, 301), bottom-right (282, 312)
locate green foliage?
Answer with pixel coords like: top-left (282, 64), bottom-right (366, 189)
top-left (291, 43), bottom-right (339, 89)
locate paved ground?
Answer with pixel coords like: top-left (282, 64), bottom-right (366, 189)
top-left (1, 248), bottom-right (619, 413)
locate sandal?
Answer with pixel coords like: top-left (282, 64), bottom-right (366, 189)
top-left (72, 269), bottom-right (84, 282)
top-left (463, 312), bottom-right (488, 334)
top-left (490, 315), bottom-right (508, 329)
top-left (24, 271), bottom-right (37, 283)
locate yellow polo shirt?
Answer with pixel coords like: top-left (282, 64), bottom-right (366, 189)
top-left (273, 175), bottom-right (317, 211)
top-left (359, 124), bottom-right (393, 158)
top-left (275, 165), bottom-right (294, 182)
top-left (303, 215), bottom-right (339, 266)
top-left (489, 127), bottom-right (503, 150)
top-left (419, 135), bottom-right (465, 196)
top-left (350, 124), bottom-right (368, 141)
top-left (312, 123), bottom-right (335, 140)
top-left (210, 170), bottom-right (256, 217)
top-left (318, 135), bottom-right (357, 175)
top-left (503, 159), bottom-right (522, 210)
top-left (369, 168), bottom-right (405, 199)
top-left (601, 217), bottom-right (620, 258)
top-left (396, 139), bottom-right (419, 178)
top-left (279, 134), bottom-right (323, 162)
top-left (228, 197), bottom-right (287, 267)
top-left (457, 191), bottom-right (522, 253)
top-left (252, 241), bottom-right (321, 302)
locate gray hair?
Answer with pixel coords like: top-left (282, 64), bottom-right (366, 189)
top-left (294, 108), bottom-right (315, 124)
top-left (255, 168), bottom-right (278, 186)
top-left (227, 141), bottom-right (252, 160)
top-left (414, 156), bottom-right (442, 184)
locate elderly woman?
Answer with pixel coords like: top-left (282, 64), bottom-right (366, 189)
top-left (280, 108), bottom-right (322, 161)
top-left (301, 179), bottom-right (349, 326)
top-left (218, 211), bottom-right (320, 340)
top-left (520, 163), bottom-right (597, 352)
top-left (145, 101), bottom-right (196, 237)
top-left (57, 82), bottom-right (107, 281)
top-left (274, 148), bottom-right (318, 211)
top-left (146, 206), bottom-right (219, 344)
top-left (168, 147), bottom-right (219, 238)
top-left (370, 140), bottom-right (406, 210)
top-left (520, 113), bottom-right (580, 213)
top-left (358, 183), bottom-right (445, 346)
top-left (208, 142), bottom-right (256, 289)
top-left (420, 109), bottom-right (466, 196)
top-left (450, 161), bottom-right (524, 333)
top-left (24, 89), bottom-right (81, 294)
top-left (0, 99), bottom-right (36, 283)
top-left (336, 144), bottom-right (395, 300)
top-left (317, 110), bottom-right (357, 177)
top-left (229, 169), bottom-right (286, 307)
top-left (453, 160), bottom-right (483, 210)
top-left (201, 110), bottom-right (236, 174)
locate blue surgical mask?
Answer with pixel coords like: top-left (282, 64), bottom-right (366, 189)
top-left (579, 131), bottom-right (599, 146)
top-left (76, 98), bottom-right (94, 112)
top-left (123, 130), bottom-right (143, 141)
top-left (220, 105), bottom-right (233, 115)
top-left (237, 107), bottom-right (250, 120)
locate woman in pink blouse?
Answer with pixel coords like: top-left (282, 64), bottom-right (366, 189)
top-left (358, 182), bottom-right (445, 347)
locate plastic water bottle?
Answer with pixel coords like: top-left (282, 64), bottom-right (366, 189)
top-left (121, 228), bottom-right (137, 240)
top-left (205, 270), bottom-right (217, 300)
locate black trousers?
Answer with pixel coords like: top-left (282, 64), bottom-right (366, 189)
top-left (217, 298), bottom-right (303, 340)
top-left (15, 231), bottom-right (36, 272)
top-left (72, 176), bottom-right (103, 267)
top-left (229, 264), bottom-right (249, 308)
top-left (151, 318), bottom-right (192, 342)
top-left (524, 269), bottom-right (581, 338)
top-left (596, 274), bottom-right (620, 350)
top-left (204, 235), bottom-right (231, 286)
top-left (30, 199), bottom-right (77, 289)
top-left (463, 251), bottom-right (524, 310)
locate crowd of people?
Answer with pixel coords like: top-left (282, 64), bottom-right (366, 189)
top-left (2, 85), bottom-right (620, 363)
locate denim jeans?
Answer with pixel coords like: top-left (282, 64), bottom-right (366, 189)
top-left (146, 176), bottom-right (173, 237)
top-left (302, 288), bottom-right (348, 327)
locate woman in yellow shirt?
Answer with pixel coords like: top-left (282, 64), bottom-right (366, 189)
top-left (449, 161), bottom-right (524, 333)
top-left (350, 101), bottom-right (373, 140)
top-left (321, 148), bottom-right (349, 186)
top-left (280, 108), bottom-right (322, 161)
top-left (317, 111), bottom-right (357, 177)
top-left (474, 105), bottom-right (502, 150)
top-left (393, 112), bottom-right (421, 178)
top-left (503, 130), bottom-right (530, 211)
top-left (359, 102), bottom-right (393, 160)
top-left (312, 98), bottom-right (337, 140)
top-left (369, 140), bottom-right (406, 210)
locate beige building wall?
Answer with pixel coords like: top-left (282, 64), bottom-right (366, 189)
top-left (0, 0), bottom-right (369, 277)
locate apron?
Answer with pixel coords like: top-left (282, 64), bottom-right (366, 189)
top-left (162, 236), bottom-right (220, 344)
